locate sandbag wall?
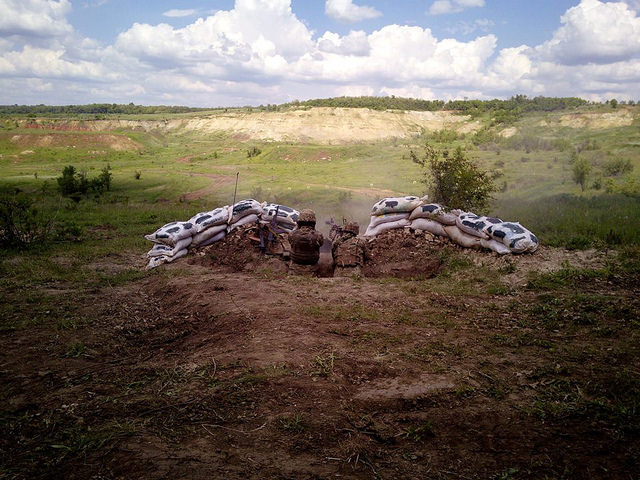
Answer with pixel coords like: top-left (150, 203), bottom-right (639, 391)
top-left (144, 199), bottom-right (299, 269)
top-left (365, 196), bottom-right (539, 255)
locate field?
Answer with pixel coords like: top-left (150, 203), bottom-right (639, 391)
top-left (1, 105), bottom-right (639, 479)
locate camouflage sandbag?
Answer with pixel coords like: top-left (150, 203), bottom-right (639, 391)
top-left (228, 213), bottom-right (259, 232)
top-left (486, 222), bottom-right (539, 253)
top-left (198, 230), bottom-right (226, 247)
top-left (368, 212), bottom-right (411, 229)
top-left (147, 236), bottom-right (192, 257)
top-left (145, 221), bottom-right (195, 246)
top-left (192, 223), bottom-right (227, 246)
top-left (480, 238), bottom-right (511, 255)
top-left (261, 203), bottom-right (300, 227)
top-left (189, 206), bottom-right (230, 233)
top-left (410, 218), bottom-right (448, 237)
top-left (230, 199), bottom-right (264, 224)
top-left (371, 196), bottom-right (423, 216)
top-left (443, 225), bottom-right (482, 248)
top-left (409, 203), bottom-right (459, 225)
top-left (455, 213), bottom-right (494, 239)
top-left (364, 218), bottom-right (410, 237)
top-left (145, 248), bottom-right (188, 270)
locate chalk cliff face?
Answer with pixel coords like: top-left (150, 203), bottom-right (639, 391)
top-left (17, 107), bottom-right (481, 144)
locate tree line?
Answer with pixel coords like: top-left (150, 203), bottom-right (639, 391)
top-left (0, 103), bottom-right (214, 115)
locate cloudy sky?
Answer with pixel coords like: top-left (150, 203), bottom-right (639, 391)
top-left (1, 0), bottom-right (639, 106)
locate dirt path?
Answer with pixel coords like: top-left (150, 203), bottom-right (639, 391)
top-left (182, 172), bottom-right (235, 201)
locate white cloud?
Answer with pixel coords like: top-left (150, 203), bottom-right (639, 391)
top-left (1, 0), bottom-right (640, 106)
top-left (536, 0), bottom-right (640, 65)
top-left (325, 0), bottom-right (381, 22)
top-left (428, 0), bottom-right (485, 15)
top-left (317, 30), bottom-right (370, 56)
top-left (162, 9), bottom-right (197, 18)
top-left (0, 0), bottom-right (73, 38)
top-left (446, 18), bottom-right (494, 36)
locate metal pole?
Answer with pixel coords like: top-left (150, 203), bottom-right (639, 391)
top-left (232, 172), bottom-right (239, 207)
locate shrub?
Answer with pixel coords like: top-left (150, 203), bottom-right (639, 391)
top-left (411, 143), bottom-right (498, 212)
top-left (56, 165), bottom-right (112, 201)
top-left (572, 155), bottom-right (592, 192)
top-left (0, 193), bottom-right (53, 250)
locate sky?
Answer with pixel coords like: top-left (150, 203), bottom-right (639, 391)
top-left (1, 0), bottom-right (640, 106)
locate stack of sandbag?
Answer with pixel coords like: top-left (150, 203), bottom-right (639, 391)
top-left (364, 196), bottom-right (424, 236)
top-left (228, 198), bottom-right (262, 232)
top-left (260, 203), bottom-right (300, 231)
top-left (408, 203), bottom-right (461, 237)
top-left (144, 221), bottom-right (195, 269)
top-left (485, 221), bottom-right (539, 253)
top-left (190, 206), bottom-right (230, 247)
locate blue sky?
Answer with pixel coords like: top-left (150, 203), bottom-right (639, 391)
top-left (1, 0), bottom-right (640, 106)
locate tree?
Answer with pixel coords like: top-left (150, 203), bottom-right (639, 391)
top-left (411, 143), bottom-right (499, 212)
top-left (572, 155), bottom-right (591, 192)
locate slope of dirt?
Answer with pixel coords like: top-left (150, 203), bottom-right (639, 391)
top-left (1, 233), bottom-right (638, 479)
top-left (8, 133), bottom-right (141, 151)
top-left (18, 108), bottom-right (481, 144)
top-left (558, 109), bottom-right (635, 128)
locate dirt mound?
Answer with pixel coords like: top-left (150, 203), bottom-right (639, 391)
top-left (9, 133), bottom-right (141, 151)
top-left (559, 109), bottom-right (635, 129)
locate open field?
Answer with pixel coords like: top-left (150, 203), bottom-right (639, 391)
top-left (1, 105), bottom-right (639, 479)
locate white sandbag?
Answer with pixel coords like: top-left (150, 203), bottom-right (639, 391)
top-left (410, 218), bottom-right (448, 237)
top-left (480, 238), bottom-right (511, 255)
top-left (371, 196), bottom-right (423, 216)
top-left (456, 213), bottom-right (491, 239)
top-left (261, 203), bottom-right (300, 227)
top-left (189, 206), bottom-right (229, 233)
top-left (228, 213), bottom-right (259, 232)
top-left (198, 230), bottom-right (226, 247)
top-left (364, 218), bottom-right (410, 237)
top-left (443, 225), bottom-right (482, 249)
top-left (230, 199), bottom-right (263, 223)
top-left (486, 222), bottom-right (539, 253)
top-left (368, 212), bottom-right (411, 229)
top-left (147, 236), bottom-right (192, 257)
top-left (145, 248), bottom-right (188, 270)
top-left (145, 221), bottom-right (195, 246)
top-left (409, 203), bottom-right (458, 226)
top-left (192, 223), bottom-right (227, 246)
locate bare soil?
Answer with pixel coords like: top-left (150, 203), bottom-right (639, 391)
top-left (1, 229), bottom-right (638, 479)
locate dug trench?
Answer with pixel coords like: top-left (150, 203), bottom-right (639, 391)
top-left (1, 228), bottom-right (638, 479)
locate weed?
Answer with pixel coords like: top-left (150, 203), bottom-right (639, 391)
top-left (64, 340), bottom-right (85, 358)
top-left (278, 413), bottom-right (306, 433)
top-left (399, 420), bottom-right (435, 441)
top-left (311, 352), bottom-right (335, 377)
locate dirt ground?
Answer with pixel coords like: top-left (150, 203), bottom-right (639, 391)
top-left (1, 228), bottom-right (638, 479)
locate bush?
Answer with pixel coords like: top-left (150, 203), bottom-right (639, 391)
top-left (411, 143), bottom-right (498, 212)
top-left (56, 165), bottom-right (112, 201)
top-left (0, 193), bottom-right (53, 250)
top-left (571, 155), bottom-right (592, 192)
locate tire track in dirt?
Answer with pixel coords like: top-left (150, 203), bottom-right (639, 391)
top-left (183, 173), bottom-right (235, 201)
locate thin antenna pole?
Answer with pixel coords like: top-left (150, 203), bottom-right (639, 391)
top-left (232, 172), bottom-right (239, 207)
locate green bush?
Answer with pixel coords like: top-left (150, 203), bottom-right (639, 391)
top-left (0, 193), bottom-right (53, 250)
top-left (411, 143), bottom-right (498, 212)
top-left (56, 165), bottom-right (112, 201)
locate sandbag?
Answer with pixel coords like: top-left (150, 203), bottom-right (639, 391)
top-left (455, 213), bottom-right (493, 239)
top-left (192, 223), bottom-right (227, 246)
top-left (486, 222), bottom-right (539, 253)
top-left (230, 199), bottom-right (263, 224)
top-left (145, 221), bottom-right (195, 246)
top-left (364, 218), bottom-right (410, 237)
top-left (261, 203), bottom-right (300, 227)
top-left (147, 236), bottom-right (192, 257)
top-left (480, 238), bottom-right (511, 255)
top-left (443, 225), bottom-right (482, 249)
top-left (371, 196), bottom-right (423, 216)
top-left (228, 213), bottom-right (259, 232)
top-left (368, 212), bottom-right (411, 229)
top-left (189, 206), bottom-right (229, 233)
top-left (410, 218), bottom-right (448, 237)
top-left (145, 248), bottom-right (188, 270)
top-left (409, 203), bottom-right (458, 225)
top-left (198, 230), bottom-right (226, 247)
